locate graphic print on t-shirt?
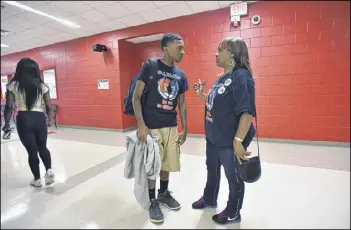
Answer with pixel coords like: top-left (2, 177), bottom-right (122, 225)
top-left (206, 77), bottom-right (233, 111)
top-left (157, 77), bottom-right (179, 100)
top-left (206, 76), bottom-right (233, 123)
top-left (154, 69), bottom-right (181, 111)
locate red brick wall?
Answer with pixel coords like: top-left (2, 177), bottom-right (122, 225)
top-left (118, 40), bottom-right (162, 129)
top-left (1, 1), bottom-right (349, 142)
top-left (135, 41), bottom-right (163, 63)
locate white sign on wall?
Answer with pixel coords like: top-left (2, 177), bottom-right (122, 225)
top-left (1, 76), bottom-right (8, 100)
top-left (98, 79), bottom-right (109, 90)
top-left (43, 69), bottom-right (58, 99)
top-left (230, 2), bottom-right (248, 16)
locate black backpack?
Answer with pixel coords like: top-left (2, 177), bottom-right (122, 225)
top-left (123, 58), bottom-right (158, 116)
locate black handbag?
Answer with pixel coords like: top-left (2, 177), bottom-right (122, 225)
top-left (238, 113), bottom-right (261, 183)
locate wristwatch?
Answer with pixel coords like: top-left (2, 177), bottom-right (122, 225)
top-left (234, 137), bottom-right (243, 142)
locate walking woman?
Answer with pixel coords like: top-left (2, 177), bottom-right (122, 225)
top-left (192, 37), bottom-right (256, 224)
top-left (2, 58), bottom-right (55, 187)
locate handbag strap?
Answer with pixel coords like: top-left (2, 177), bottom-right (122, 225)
top-left (230, 69), bottom-right (260, 158)
top-left (254, 112), bottom-right (260, 158)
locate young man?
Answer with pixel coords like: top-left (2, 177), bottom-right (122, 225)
top-left (132, 33), bottom-right (188, 223)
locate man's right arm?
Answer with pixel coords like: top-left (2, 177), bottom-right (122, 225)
top-left (132, 61), bottom-right (151, 142)
top-left (132, 80), bottom-right (146, 128)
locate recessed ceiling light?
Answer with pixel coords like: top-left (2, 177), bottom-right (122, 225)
top-left (1, 44), bottom-right (9, 47)
top-left (3, 1), bottom-right (81, 28)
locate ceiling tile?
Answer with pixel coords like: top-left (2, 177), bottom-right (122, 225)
top-left (1, 33), bottom-right (29, 44)
top-left (97, 2), bottom-right (134, 19)
top-left (16, 11), bottom-right (52, 25)
top-left (187, 1), bottom-right (221, 13)
top-left (1, 4), bottom-right (25, 20)
top-left (63, 15), bottom-right (95, 27)
top-left (120, 1), bottom-right (157, 13)
top-left (29, 25), bottom-right (58, 36)
top-left (218, 1), bottom-right (237, 8)
top-left (16, 28), bottom-right (41, 39)
top-left (1, 50), bottom-right (11, 56)
top-left (139, 8), bottom-right (169, 22)
top-left (80, 10), bottom-right (112, 24)
top-left (82, 23), bottom-right (112, 34)
top-left (161, 2), bottom-right (193, 18)
top-left (44, 21), bottom-right (73, 32)
top-left (68, 25), bottom-right (98, 37)
top-left (17, 1), bottom-right (49, 7)
top-left (153, 1), bottom-right (183, 7)
top-left (118, 14), bottom-right (147, 27)
top-left (36, 3), bottom-right (74, 18)
top-left (142, 34), bottom-right (163, 42)
top-left (2, 16), bottom-right (38, 30)
top-left (96, 20), bottom-right (128, 31)
top-left (81, 1), bottom-right (116, 8)
top-left (56, 32), bottom-right (80, 41)
top-left (42, 21), bottom-right (86, 34)
top-left (127, 37), bottom-right (143, 44)
top-left (50, 1), bottom-right (93, 14)
top-left (43, 34), bottom-right (66, 43)
top-left (1, 20), bottom-right (25, 35)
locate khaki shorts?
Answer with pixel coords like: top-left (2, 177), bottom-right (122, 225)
top-left (150, 126), bottom-right (180, 172)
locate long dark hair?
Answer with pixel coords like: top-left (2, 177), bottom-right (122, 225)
top-left (10, 58), bottom-right (46, 111)
top-left (220, 37), bottom-right (253, 75)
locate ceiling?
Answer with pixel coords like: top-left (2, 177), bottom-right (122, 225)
top-left (1, 1), bottom-right (244, 56)
top-left (126, 33), bottom-right (165, 44)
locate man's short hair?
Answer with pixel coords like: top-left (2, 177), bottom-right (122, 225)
top-left (161, 33), bottom-right (183, 51)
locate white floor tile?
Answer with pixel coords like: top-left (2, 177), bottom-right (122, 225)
top-left (1, 128), bottom-right (350, 229)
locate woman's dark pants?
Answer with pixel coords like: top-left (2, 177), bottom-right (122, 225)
top-left (16, 111), bottom-right (52, 180)
top-left (203, 140), bottom-right (249, 217)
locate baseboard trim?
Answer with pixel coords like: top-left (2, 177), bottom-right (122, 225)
top-left (57, 125), bottom-right (137, 133)
top-left (187, 134), bottom-right (350, 148)
top-left (56, 126), bottom-right (350, 147)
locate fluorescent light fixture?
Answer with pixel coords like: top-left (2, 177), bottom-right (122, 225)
top-left (3, 1), bottom-right (81, 28)
top-left (1, 44), bottom-right (9, 47)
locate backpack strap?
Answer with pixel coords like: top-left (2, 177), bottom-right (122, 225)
top-left (141, 58), bottom-right (159, 99)
top-left (147, 58), bottom-right (159, 77)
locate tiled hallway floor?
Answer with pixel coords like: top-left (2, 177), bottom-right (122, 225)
top-left (1, 127), bottom-right (350, 229)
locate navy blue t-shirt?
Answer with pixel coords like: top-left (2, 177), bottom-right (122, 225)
top-left (138, 59), bottom-right (189, 129)
top-left (205, 67), bottom-right (256, 148)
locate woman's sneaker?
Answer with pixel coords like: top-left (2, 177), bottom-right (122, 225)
top-left (192, 197), bottom-right (217, 209)
top-left (30, 178), bottom-right (42, 187)
top-left (149, 198), bottom-right (164, 223)
top-left (212, 209), bottom-right (241, 224)
top-left (45, 169), bottom-right (55, 186)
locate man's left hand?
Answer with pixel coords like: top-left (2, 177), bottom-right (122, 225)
top-left (175, 131), bottom-right (187, 146)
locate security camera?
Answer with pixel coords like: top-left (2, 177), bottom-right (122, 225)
top-left (92, 44), bottom-right (108, 52)
top-left (252, 15), bottom-right (261, 25)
